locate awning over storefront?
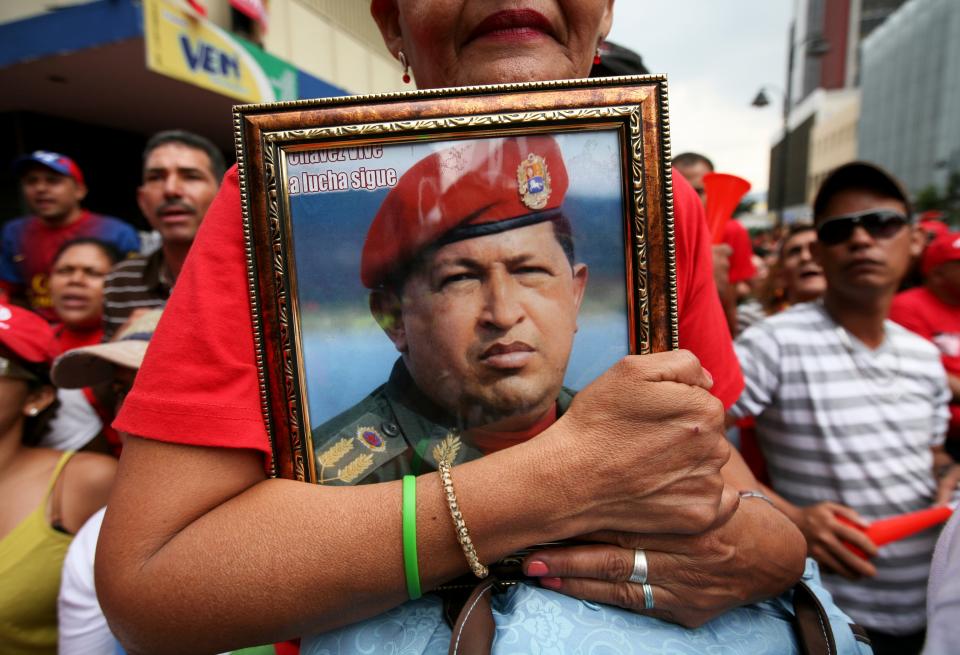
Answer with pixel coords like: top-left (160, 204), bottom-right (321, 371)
top-left (0, 0), bottom-right (344, 146)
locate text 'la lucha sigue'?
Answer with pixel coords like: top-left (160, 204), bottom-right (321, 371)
top-left (287, 146), bottom-right (399, 194)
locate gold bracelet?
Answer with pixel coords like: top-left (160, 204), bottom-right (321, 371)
top-left (437, 458), bottom-right (488, 579)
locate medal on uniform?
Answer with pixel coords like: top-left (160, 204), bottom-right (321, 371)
top-left (357, 426), bottom-right (386, 452)
top-left (517, 153), bottom-right (552, 210)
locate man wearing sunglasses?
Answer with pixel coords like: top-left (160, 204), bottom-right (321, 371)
top-left (730, 162), bottom-right (960, 655)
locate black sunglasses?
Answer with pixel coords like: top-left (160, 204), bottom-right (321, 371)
top-left (816, 209), bottom-right (910, 246)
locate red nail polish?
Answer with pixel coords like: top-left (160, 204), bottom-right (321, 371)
top-left (527, 561), bottom-right (549, 576)
top-left (540, 577), bottom-right (562, 590)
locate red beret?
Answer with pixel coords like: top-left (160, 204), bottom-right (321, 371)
top-left (923, 231), bottom-right (960, 276)
top-left (360, 135), bottom-right (569, 288)
top-left (0, 303), bottom-right (58, 366)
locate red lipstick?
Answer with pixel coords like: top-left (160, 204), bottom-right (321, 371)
top-left (467, 9), bottom-right (555, 45)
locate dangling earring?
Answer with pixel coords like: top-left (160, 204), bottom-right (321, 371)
top-left (593, 46), bottom-right (602, 66)
top-left (399, 50), bottom-right (411, 84)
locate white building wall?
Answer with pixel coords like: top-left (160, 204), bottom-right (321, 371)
top-left (264, 0), bottom-right (405, 96)
top-left (808, 90), bottom-right (861, 203)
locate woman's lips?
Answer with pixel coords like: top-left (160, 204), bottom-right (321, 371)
top-left (481, 342), bottom-right (535, 369)
top-left (467, 9), bottom-right (555, 45)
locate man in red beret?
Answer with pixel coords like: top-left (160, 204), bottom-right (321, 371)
top-left (314, 136), bottom-right (590, 483)
top-left (891, 230), bottom-right (960, 458)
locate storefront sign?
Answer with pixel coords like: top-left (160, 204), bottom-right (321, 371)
top-left (144, 0), bottom-right (294, 103)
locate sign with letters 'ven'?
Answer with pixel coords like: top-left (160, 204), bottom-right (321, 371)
top-left (143, 0), bottom-right (296, 103)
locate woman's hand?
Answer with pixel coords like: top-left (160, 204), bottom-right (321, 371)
top-left (521, 497), bottom-right (806, 628)
top-left (547, 351), bottom-right (734, 537)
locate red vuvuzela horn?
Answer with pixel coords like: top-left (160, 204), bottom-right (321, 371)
top-left (703, 172), bottom-right (751, 244)
top-left (838, 506), bottom-right (953, 558)
top-left (866, 506), bottom-right (953, 546)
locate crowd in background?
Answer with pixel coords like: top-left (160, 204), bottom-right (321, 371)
top-left (2, 127), bottom-right (960, 653)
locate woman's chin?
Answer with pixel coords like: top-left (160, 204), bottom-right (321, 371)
top-left (420, 54), bottom-right (587, 89)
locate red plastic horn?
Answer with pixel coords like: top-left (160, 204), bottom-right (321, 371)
top-left (703, 172), bottom-right (751, 244)
top-left (839, 505), bottom-right (953, 558)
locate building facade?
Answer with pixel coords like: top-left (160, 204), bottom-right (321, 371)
top-left (0, 0), bottom-right (405, 226)
top-left (858, 0), bottom-right (960, 195)
top-left (768, 0), bottom-right (907, 220)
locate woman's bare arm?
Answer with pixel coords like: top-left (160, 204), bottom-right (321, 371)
top-left (98, 352), bottom-right (731, 655)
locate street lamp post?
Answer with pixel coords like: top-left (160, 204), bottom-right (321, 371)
top-left (752, 21), bottom-right (829, 227)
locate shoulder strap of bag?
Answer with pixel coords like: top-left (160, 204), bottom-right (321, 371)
top-left (448, 576), bottom-right (497, 655)
top-left (792, 579), bottom-right (838, 655)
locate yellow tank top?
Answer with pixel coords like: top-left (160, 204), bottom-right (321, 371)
top-left (0, 451), bottom-right (76, 655)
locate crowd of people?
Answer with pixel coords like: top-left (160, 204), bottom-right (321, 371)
top-left (2, 1), bottom-right (960, 655)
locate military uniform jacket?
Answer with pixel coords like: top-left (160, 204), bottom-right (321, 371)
top-left (312, 359), bottom-right (574, 485)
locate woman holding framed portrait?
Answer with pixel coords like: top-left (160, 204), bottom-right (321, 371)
top-left (96, 2), bottom-right (831, 654)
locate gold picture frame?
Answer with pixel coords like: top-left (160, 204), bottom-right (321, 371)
top-left (234, 75), bottom-right (678, 482)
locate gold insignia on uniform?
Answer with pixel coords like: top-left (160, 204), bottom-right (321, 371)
top-left (517, 153), bottom-right (551, 210)
top-left (433, 433), bottom-right (462, 466)
top-left (356, 426), bottom-right (386, 452)
top-left (338, 453), bottom-right (375, 483)
top-left (317, 438), bottom-right (352, 470)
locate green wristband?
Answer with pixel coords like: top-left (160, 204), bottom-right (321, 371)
top-left (402, 475), bottom-right (422, 599)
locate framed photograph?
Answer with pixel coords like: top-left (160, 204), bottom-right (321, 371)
top-left (235, 76), bottom-right (678, 482)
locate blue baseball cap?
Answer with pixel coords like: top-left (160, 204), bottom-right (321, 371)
top-left (13, 150), bottom-right (85, 185)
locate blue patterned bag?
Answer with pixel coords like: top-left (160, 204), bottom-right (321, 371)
top-left (301, 559), bottom-right (872, 655)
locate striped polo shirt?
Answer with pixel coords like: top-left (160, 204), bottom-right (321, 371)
top-left (102, 250), bottom-right (170, 339)
top-left (731, 301), bottom-right (950, 634)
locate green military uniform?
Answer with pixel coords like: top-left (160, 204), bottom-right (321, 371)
top-left (312, 359), bottom-right (574, 486)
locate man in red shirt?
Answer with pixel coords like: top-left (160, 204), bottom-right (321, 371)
top-left (0, 151), bottom-right (139, 320)
top-left (891, 231), bottom-right (960, 457)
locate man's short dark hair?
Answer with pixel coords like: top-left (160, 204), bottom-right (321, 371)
top-left (673, 152), bottom-right (715, 172)
top-left (143, 130), bottom-right (226, 182)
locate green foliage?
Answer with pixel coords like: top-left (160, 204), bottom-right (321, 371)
top-left (914, 171), bottom-right (960, 226)
top-left (915, 185), bottom-right (943, 212)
